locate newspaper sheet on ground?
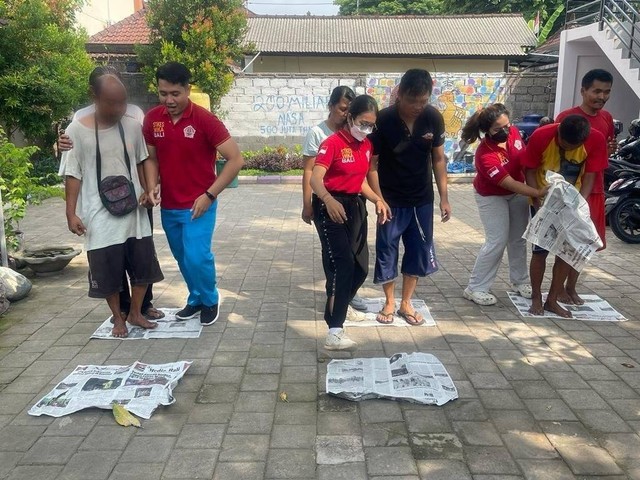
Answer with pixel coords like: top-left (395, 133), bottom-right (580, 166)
top-left (326, 353), bottom-right (457, 406)
top-left (508, 291), bottom-right (627, 322)
top-left (523, 171), bottom-right (603, 272)
top-left (29, 361), bottom-right (191, 419)
top-left (91, 309), bottom-right (202, 340)
top-left (348, 298), bottom-right (435, 327)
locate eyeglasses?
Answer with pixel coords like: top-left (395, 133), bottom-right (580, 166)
top-left (355, 121), bottom-right (377, 130)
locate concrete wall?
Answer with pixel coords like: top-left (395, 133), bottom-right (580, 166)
top-left (249, 56), bottom-right (506, 74)
top-left (123, 72), bottom-right (557, 154)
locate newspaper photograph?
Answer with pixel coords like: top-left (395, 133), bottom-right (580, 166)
top-left (523, 172), bottom-right (603, 272)
top-left (508, 291), bottom-right (627, 322)
top-left (326, 353), bottom-right (457, 406)
top-left (348, 298), bottom-right (436, 327)
top-left (92, 309), bottom-right (202, 340)
top-left (29, 361), bottom-right (192, 419)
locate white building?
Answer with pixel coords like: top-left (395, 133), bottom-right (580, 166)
top-left (77, 0), bottom-right (143, 36)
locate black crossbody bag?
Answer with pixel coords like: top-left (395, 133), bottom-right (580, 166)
top-left (96, 120), bottom-right (138, 217)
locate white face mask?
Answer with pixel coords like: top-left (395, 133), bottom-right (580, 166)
top-left (350, 121), bottom-right (373, 141)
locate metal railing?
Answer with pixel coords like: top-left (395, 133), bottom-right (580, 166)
top-left (566, 0), bottom-right (640, 64)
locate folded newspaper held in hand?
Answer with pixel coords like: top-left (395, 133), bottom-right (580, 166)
top-left (29, 361), bottom-right (191, 419)
top-left (524, 171), bottom-right (603, 272)
top-left (326, 353), bottom-right (457, 406)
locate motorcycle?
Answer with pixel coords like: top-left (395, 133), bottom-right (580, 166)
top-left (605, 168), bottom-right (640, 243)
top-left (604, 120), bottom-right (640, 191)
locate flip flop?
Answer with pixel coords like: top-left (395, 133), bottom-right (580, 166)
top-left (397, 309), bottom-right (425, 326)
top-left (376, 310), bottom-right (395, 324)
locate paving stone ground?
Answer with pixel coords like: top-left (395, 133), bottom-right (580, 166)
top-left (1, 183), bottom-right (640, 479)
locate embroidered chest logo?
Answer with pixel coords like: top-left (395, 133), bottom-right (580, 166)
top-left (498, 152), bottom-right (509, 166)
top-left (514, 140), bottom-right (523, 151)
top-left (183, 125), bottom-right (196, 139)
top-left (341, 148), bottom-right (355, 163)
top-left (422, 132), bottom-right (434, 141)
top-left (153, 121), bottom-right (165, 138)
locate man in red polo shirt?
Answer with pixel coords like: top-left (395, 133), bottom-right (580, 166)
top-left (555, 68), bottom-right (615, 305)
top-left (143, 62), bottom-right (244, 326)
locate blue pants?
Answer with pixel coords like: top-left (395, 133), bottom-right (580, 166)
top-left (374, 203), bottom-right (438, 284)
top-left (161, 203), bottom-right (218, 307)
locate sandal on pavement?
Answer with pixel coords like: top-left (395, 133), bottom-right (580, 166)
top-left (513, 284), bottom-right (533, 299)
top-left (396, 309), bottom-right (425, 326)
top-left (463, 288), bottom-right (498, 306)
top-left (376, 310), bottom-right (395, 324)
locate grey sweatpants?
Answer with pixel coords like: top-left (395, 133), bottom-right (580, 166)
top-left (468, 192), bottom-right (529, 293)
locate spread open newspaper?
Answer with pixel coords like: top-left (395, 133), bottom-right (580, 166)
top-left (523, 171), bottom-right (603, 272)
top-left (508, 291), bottom-right (627, 321)
top-left (92, 309), bottom-right (202, 340)
top-left (29, 361), bottom-right (191, 419)
top-left (326, 353), bottom-right (457, 406)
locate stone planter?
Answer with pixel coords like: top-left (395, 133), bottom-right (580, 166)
top-left (14, 246), bottom-right (82, 276)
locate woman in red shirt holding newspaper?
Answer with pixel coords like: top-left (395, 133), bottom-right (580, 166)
top-left (310, 95), bottom-right (389, 351)
top-left (461, 104), bottom-right (548, 306)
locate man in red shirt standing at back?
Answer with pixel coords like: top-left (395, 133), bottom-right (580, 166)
top-left (555, 69), bottom-right (615, 305)
top-left (143, 62), bottom-right (244, 326)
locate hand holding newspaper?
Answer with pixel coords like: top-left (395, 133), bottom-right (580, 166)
top-left (523, 171), bottom-right (603, 272)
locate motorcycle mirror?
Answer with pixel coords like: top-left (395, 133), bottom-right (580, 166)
top-left (614, 119), bottom-right (624, 136)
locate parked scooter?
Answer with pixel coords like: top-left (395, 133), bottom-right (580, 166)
top-left (604, 120), bottom-right (639, 191)
top-left (605, 168), bottom-right (640, 243)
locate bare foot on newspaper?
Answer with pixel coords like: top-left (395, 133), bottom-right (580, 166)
top-left (127, 312), bottom-right (158, 330)
top-left (529, 295), bottom-right (545, 316)
top-left (544, 298), bottom-right (573, 318)
top-left (565, 287), bottom-right (585, 305)
top-left (558, 290), bottom-right (574, 304)
top-left (112, 316), bottom-right (129, 338)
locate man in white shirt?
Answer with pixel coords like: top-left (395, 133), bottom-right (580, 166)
top-left (61, 74), bottom-right (164, 337)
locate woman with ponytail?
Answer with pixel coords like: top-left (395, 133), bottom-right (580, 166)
top-left (461, 104), bottom-right (548, 306)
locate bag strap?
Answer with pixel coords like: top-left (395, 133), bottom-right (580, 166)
top-left (95, 117), bottom-right (132, 185)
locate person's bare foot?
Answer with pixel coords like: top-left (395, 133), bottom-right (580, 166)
top-left (557, 290), bottom-right (574, 305)
top-left (565, 288), bottom-right (585, 305)
top-left (112, 317), bottom-right (129, 338)
top-left (529, 295), bottom-right (545, 316)
top-left (544, 298), bottom-right (573, 318)
top-left (127, 312), bottom-right (158, 330)
top-left (144, 307), bottom-right (166, 320)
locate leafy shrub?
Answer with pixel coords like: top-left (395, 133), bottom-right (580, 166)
top-left (241, 146), bottom-right (303, 172)
top-left (31, 154), bottom-right (62, 187)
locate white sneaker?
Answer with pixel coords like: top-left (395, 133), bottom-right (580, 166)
top-left (513, 284), bottom-right (533, 299)
top-left (325, 330), bottom-right (358, 350)
top-left (350, 295), bottom-right (368, 312)
top-left (463, 288), bottom-right (498, 306)
top-left (346, 305), bottom-right (366, 322)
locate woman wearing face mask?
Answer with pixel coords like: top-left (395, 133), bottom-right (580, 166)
top-left (461, 104), bottom-right (548, 306)
top-left (310, 95), bottom-right (389, 350)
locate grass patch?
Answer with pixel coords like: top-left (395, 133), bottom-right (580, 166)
top-left (240, 168), bottom-right (303, 177)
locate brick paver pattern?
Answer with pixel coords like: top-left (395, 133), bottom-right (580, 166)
top-left (1, 184), bottom-right (640, 479)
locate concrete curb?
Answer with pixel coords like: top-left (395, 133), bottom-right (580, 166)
top-left (238, 174), bottom-right (474, 184)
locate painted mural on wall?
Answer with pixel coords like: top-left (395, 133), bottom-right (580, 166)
top-left (252, 93), bottom-right (332, 137)
top-left (366, 74), bottom-right (507, 171)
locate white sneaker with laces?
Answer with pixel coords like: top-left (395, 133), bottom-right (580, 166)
top-left (325, 330), bottom-right (358, 350)
top-left (463, 288), bottom-right (498, 306)
top-left (346, 305), bottom-right (366, 322)
top-left (350, 295), bottom-right (368, 312)
top-left (513, 284), bottom-right (533, 299)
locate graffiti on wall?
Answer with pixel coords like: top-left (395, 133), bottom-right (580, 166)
top-left (253, 94), bottom-right (332, 136)
top-left (366, 74), bottom-right (507, 161)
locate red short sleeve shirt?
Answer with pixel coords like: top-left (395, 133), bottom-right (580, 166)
top-left (473, 126), bottom-right (526, 196)
top-left (555, 106), bottom-right (613, 193)
top-left (315, 130), bottom-right (372, 195)
top-left (143, 101), bottom-right (231, 209)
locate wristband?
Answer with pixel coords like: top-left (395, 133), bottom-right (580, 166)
top-left (205, 191), bottom-right (217, 202)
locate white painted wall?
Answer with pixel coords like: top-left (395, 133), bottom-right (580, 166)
top-left (555, 26), bottom-right (640, 131)
top-left (77, 0), bottom-right (135, 36)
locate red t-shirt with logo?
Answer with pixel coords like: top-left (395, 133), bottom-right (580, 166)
top-left (143, 101), bottom-right (231, 209)
top-left (555, 107), bottom-right (613, 194)
top-left (315, 130), bottom-right (372, 194)
top-left (474, 126), bottom-right (526, 196)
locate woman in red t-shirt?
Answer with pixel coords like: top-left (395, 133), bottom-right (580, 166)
top-left (310, 95), bottom-right (390, 351)
top-left (460, 104), bottom-right (548, 306)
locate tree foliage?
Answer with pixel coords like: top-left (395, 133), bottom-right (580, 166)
top-left (137, 0), bottom-right (249, 110)
top-left (439, 0), bottom-right (563, 22)
top-left (336, 0), bottom-right (443, 15)
top-left (0, 0), bottom-right (93, 143)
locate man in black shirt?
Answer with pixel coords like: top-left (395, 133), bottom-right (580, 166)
top-left (369, 69), bottom-right (451, 325)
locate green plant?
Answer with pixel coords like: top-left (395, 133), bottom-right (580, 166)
top-left (137, 0), bottom-right (249, 111)
top-left (240, 146), bottom-right (304, 172)
top-left (536, 4), bottom-right (565, 45)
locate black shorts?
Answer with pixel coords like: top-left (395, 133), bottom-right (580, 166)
top-left (529, 206), bottom-right (549, 255)
top-left (87, 236), bottom-right (164, 298)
